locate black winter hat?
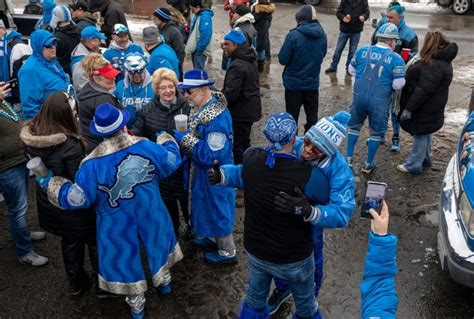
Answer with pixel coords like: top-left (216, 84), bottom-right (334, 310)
top-left (70, 0), bottom-right (89, 11)
top-left (234, 4), bottom-right (250, 16)
top-left (189, 0), bottom-right (203, 8)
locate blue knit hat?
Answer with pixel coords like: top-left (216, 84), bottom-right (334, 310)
top-left (305, 111), bottom-right (351, 156)
top-left (224, 29), bottom-right (246, 45)
top-left (153, 7), bottom-right (172, 21)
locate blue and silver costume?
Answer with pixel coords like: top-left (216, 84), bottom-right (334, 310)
top-left (47, 133), bottom-right (183, 295)
top-left (179, 92), bottom-right (236, 239)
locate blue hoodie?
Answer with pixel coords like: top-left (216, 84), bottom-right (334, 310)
top-left (146, 40), bottom-right (180, 78)
top-left (278, 21), bottom-right (327, 91)
top-left (18, 30), bottom-right (70, 120)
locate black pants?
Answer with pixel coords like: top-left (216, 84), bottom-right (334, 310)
top-left (60, 233), bottom-right (98, 290)
top-left (233, 121), bottom-right (253, 165)
top-left (285, 89), bottom-right (319, 133)
top-left (163, 197), bottom-right (189, 238)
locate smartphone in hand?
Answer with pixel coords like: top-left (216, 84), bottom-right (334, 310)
top-left (6, 78), bottom-right (18, 89)
top-left (360, 181), bottom-right (387, 219)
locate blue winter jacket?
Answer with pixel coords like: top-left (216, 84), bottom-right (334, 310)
top-left (19, 30), bottom-right (70, 120)
top-left (190, 8), bottom-right (214, 53)
top-left (360, 231), bottom-right (398, 319)
top-left (146, 41), bottom-right (180, 79)
top-left (294, 137), bottom-right (356, 229)
top-left (278, 20), bottom-right (327, 91)
top-left (103, 42), bottom-right (144, 83)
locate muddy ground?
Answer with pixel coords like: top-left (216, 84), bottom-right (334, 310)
top-left (1, 2), bottom-right (474, 319)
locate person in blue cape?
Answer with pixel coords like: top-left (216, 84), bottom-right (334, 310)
top-left (209, 112), bottom-right (328, 319)
top-left (142, 26), bottom-right (180, 79)
top-left (173, 69), bottom-right (236, 265)
top-left (114, 53), bottom-right (154, 127)
top-left (264, 111), bottom-right (356, 315)
top-left (18, 29), bottom-right (72, 121)
top-left (103, 24), bottom-right (144, 83)
top-left (35, 103), bottom-right (183, 319)
top-left (346, 23), bottom-right (406, 174)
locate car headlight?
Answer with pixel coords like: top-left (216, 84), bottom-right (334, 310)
top-left (459, 191), bottom-right (474, 236)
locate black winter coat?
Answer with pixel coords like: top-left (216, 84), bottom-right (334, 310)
top-left (54, 24), bottom-right (81, 76)
top-left (399, 42), bottom-right (458, 136)
top-left (89, 0), bottom-right (128, 44)
top-left (77, 81), bottom-right (123, 153)
top-left (160, 21), bottom-right (185, 65)
top-left (223, 45), bottom-right (262, 123)
top-left (253, 8), bottom-right (272, 52)
top-left (20, 125), bottom-right (95, 238)
top-left (336, 0), bottom-right (370, 34)
top-left (133, 93), bottom-right (190, 200)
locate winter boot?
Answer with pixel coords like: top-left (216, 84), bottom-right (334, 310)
top-left (257, 60), bottom-right (265, 73)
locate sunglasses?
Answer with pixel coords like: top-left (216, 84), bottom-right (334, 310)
top-left (127, 69), bottom-right (145, 75)
top-left (44, 43), bottom-right (57, 49)
top-left (184, 88), bottom-right (198, 95)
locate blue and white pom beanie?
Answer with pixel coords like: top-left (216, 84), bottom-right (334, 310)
top-left (305, 110), bottom-right (351, 157)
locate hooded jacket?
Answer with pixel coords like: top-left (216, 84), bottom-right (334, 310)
top-left (77, 81), bottom-right (122, 153)
top-left (160, 20), bottom-right (185, 66)
top-left (147, 40), bottom-right (180, 79)
top-left (186, 8), bottom-right (213, 56)
top-left (223, 45), bottom-right (261, 122)
top-left (336, 0), bottom-right (370, 34)
top-left (234, 13), bottom-right (257, 48)
top-left (399, 42), bottom-right (458, 136)
top-left (252, 2), bottom-right (274, 53)
top-left (18, 30), bottom-right (70, 121)
top-left (132, 92), bottom-right (190, 200)
top-left (20, 124), bottom-right (95, 238)
top-left (54, 23), bottom-right (81, 76)
top-left (103, 41), bottom-right (144, 82)
top-left (278, 20), bottom-right (327, 91)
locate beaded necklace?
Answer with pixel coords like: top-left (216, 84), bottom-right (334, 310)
top-left (0, 100), bottom-right (19, 122)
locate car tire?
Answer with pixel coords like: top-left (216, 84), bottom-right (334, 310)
top-left (451, 0), bottom-right (471, 14)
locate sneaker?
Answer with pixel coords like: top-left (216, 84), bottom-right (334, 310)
top-left (325, 67), bottom-right (336, 74)
top-left (267, 288), bottom-right (292, 315)
top-left (158, 283), bottom-right (172, 295)
top-left (30, 231), bottom-right (46, 241)
top-left (70, 272), bottom-right (94, 296)
top-left (396, 164), bottom-right (420, 175)
top-left (390, 137), bottom-right (400, 152)
top-left (361, 163), bottom-right (375, 174)
top-left (192, 237), bottom-right (218, 249)
top-left (203, 252), bottom-right (237, 265)
top-left (18, 251), bottom-right (48, 266)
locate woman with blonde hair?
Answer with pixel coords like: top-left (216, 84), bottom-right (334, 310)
top-left (397, 31), bottom-right (458, 174)
top-left (133, 68), bottom-right (190, 238)
top-left (77, 52), bottom-right (122, 153)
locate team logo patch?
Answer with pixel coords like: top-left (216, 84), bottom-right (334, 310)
top-left (98, 154), bottom-right (155, 207)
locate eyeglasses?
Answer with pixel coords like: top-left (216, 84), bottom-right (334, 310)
top-left (158, 84), bottom-right (175, 92)
top-left (386, 15), bottom-right (396, 19)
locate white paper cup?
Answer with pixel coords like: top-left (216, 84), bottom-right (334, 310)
top-left (26, 157), bottom-right (48, 178)
top-left (174, 114), bottom-right (188, 133)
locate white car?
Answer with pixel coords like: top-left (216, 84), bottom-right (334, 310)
top-left (436, 0), bottom-right (472, 15)
top-left (438, 114), bottom-right (474, 288)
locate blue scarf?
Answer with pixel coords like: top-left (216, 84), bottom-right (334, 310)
top-left (34, 53), bottom-right (71, 85)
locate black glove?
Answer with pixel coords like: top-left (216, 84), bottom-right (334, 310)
top-left (274, 187), bottom-right (313, 219)
top-left (207, 160), bottom-right (222, 185)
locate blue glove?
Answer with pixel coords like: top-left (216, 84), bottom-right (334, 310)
top-left (173, 129), bottom-right (188, 144)
top-left (35, 170), bottom-right (53, 190)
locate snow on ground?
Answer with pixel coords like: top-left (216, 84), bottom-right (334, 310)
top-left (367, 0), bottom-right (446, 13)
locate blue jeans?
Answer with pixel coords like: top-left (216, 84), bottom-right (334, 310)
top-left (0, 163), bottom-right (32, 256)
top-left (330, 31), bottom-right (361, 71)
top-left (404, 134), bottom-right (432, 174)
top-left (245, 252), bottom-right (317, 318)
top-left (191, 52), bottom-right (208, 70)
top-left (275, 230), bottom-right (324, 299)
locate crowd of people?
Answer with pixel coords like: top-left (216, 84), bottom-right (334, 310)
top-left (0, 0), bottom-right (458, 318)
